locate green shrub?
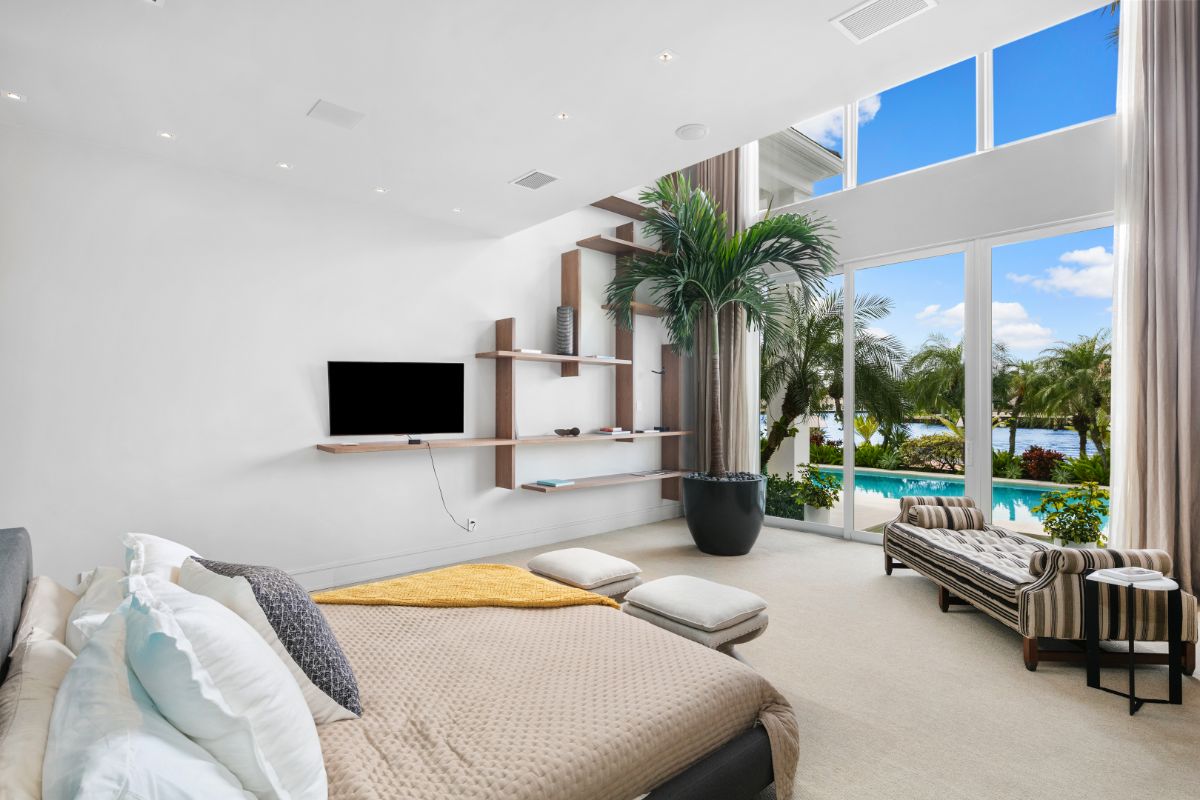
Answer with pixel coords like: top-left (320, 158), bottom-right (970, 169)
top-left (876, 447), bottom-right (903, 471)
top-left (1020, 446), bottom-right (1066, 482)
top-left (855, 443), bottom-right (885, 468)
top-left (809, 443), bottom-right (843, 465)
top-left (764, 472), bottom-right (804, 520)
top-left (1032, 482), bottom-right (1109, 545)
top-left (1053, 452), bottom-right (1110, 485)
top-left (898, 434), bottom-right (964, 473)
top-left (992, 450), bottom-right (1023, 479)
top-left (794, 465), bottom-right (841, 510)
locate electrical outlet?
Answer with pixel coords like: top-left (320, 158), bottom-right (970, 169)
top-left (468, 518), bottom-right (478, 532)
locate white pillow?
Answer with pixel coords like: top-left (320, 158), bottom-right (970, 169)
top-left (528, 548), bottom-right (642, 589)
top-left (124, 576), bottom-right (327, 800)
top-left (64, 567), bottom-right (125, 655)
top-left (179, 557), bottom-right (358, 724)
top-left (41, 608), bottom-right (251, 800)
top-left (10, 576), bottom-right (78, 654)
top-left (0, 633), bottom-right (75, 800)
top-left (123, 532), bottom-right (199, 582)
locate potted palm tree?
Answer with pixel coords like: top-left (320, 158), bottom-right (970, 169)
top-left (606, 175), bottom-right (835, 555)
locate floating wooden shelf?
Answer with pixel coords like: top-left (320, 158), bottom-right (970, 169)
top-left (590, 196), bottom-right (649, 220)
top-left (602, 301), bottom-right (666, 318)
top-left (577, 234), bottom-right (659, 256)
top-left (475, 350), bottom-right (632, 366)
top-left (317, 430), bottom-right (692, 454)
top-left (521, 470), bottom-right (688, 493)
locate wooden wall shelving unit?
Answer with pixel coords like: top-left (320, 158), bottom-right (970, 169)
top-left (317, 207), bottom-right (689, 497)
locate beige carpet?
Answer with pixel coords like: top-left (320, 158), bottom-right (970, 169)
top-left (487, 520), bottom-right (1200, 800)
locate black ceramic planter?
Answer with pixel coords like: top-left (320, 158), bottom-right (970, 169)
top-left (682, 474), bottom-right (766, 556)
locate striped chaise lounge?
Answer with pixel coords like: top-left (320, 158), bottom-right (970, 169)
top-left (883, 496), bottom-right (1197, 673)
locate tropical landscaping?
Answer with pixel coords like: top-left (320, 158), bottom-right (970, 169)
top-left (759, 282), bottom-right (1113, 531)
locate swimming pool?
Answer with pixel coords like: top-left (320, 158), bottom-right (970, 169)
top-left (818, 467), bottom-right (1109, 532)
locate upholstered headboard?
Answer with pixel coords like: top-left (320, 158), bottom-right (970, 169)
top-left (0, 527), bottom-right (32, 682)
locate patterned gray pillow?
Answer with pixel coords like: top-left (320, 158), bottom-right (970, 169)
top-left (189, 557), bottom-right (361, 717)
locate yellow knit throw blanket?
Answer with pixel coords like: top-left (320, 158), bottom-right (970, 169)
top-left (310, 563), bottom-right (619, 610)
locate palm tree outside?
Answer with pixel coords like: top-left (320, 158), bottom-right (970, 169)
top-left (1037, 331), bottom-right (1112, 457)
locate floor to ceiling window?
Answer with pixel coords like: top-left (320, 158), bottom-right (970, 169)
top-left (848, 252), bottom-right (966, 533)
top-left (989, 226), bottom-right (1114, 537)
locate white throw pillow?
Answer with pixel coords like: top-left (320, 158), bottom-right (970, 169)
top-left (64, 566), bottom-right (126, 655)
top-left (528, 548), bottom-right (642, 589)
top-left (624, 575), bottom-right (767, 632)
top-left (124, 532), bottom-right (199, 582)
top-left (124, 575), bottom-right (327, 800)
top-left (0, 633), bottom-right (75, 800)
top-left (41, 608), bottom-right (251, 800)
top-left (10, 576), bottom-right (78, 654)
top-left (179, 557), bottom-right (359, 724)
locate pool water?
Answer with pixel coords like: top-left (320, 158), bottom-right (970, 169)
top-left (819, 467), bottom-right (1110, 532)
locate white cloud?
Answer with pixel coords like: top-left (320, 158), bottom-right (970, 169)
top-left (793, 95), bottom-right (881, 149)
top-left (914, 300), bottom-right (1053, 352)
top-left (991, 301), bottom-right (1054, 351)
top-left (915, 303), bottom-right (942, 320)
top-left (865, 326), bottom-right (890, 340)
top-left (1013, 246), bottom-right (1114, 299)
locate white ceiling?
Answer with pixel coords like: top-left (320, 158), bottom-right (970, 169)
top-left (0, 0), bottom-right (1103, 236)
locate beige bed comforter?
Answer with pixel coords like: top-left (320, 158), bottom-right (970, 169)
top-left (319, 604), bottom-right (798, 800)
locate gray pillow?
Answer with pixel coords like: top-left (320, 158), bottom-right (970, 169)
top-left (187, 558), bottom-right (361, 718)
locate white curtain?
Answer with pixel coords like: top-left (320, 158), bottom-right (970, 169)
top-left (1111, 0), bottom-right (1200, 593)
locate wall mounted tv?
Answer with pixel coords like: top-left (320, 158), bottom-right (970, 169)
top-left (327, 361), bottom-right (464, 436)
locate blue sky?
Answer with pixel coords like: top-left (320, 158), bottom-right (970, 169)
top-left (798, 5), bottom-right (1116, 359)
top-left (799, 4), bottom-right (1117, 194)
top-left (853, 226), bottom-right (1113, 360)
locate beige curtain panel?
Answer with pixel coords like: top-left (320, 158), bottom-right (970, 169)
top-left (1111, 0), bottom-right (1200, 593)
top-left (685, 150), bottom-right (758, 475)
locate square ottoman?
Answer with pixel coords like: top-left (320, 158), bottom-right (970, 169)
top-left (527, 548), bottom-right (643, 601)
top-left (622, 575), bottom-right (768, 655)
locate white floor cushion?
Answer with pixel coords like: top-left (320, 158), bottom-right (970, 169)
top-left (528, 548), bottom-right (641, 589)
top-left (0, 633), bottom-right (74, 800)
top-left (623, 604), bottom-right (769, 649)
top-left (10, 577), bottom-right (78, 654)
top-left (124, 532), bottom-right (199, 582)
top-left (65, 567), bottom-right (125, 655)
top-left (624, 575), bottom-right (767, 632)
top-left (124, 575), bottom-right (327, 800)
top-left (42, 609), bottom-right (251, 800)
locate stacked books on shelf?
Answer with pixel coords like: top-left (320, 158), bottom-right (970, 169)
top-left (535, 478), bottom-right (575, 488)
top-left (514, 348), bottom-right (542, 354)
top-left (595, 427), bottom-right (627, 435)
top-left (588, 354), bottom-right (617, 360)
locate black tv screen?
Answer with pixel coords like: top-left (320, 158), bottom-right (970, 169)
top-left (328, 361), bottom-right (464, 436)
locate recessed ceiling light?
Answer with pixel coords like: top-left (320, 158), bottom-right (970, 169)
top-left (451, 208), bottom-right (463, 214)
top-left (276, 161), bottom-right (293, 170)
top-left (3, 91), bottom-right (26, 102)
top-left (373, 186), bottom-right (389, 194)
top-left (157, 131), bottom-right (175, 140)
top-left (675, 123), bottom-right (709, 141)
top-left (555, 112), bottom-right (570, 121)
top-left (656, 49), bottom-right (678, 63)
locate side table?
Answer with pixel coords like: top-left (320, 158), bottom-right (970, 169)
top-left (1084, 570), bottom-right (1183, 715)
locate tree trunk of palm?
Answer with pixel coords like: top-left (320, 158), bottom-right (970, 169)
top-left (761, 418), bottom-right (791, 467)
top-left (1008, 419), bottom-right (1018, 456)
top-left (708, 307), bottom-right (727, 477)
top-left (1074, 415), bottom-right (1089, 456)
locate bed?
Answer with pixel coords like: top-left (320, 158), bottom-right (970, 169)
top-left (0, 527), bottom-right (798, 800)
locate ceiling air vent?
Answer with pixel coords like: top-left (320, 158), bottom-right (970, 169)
top-left (831, 0), bottom-right (936, 44)
top-left (306, 99), bottom-right (366, 130)
top-left (509, 170), bottom-right (559, 190)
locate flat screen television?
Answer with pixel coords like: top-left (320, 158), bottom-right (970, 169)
top-left (328, 361), bottom-right (464, 436)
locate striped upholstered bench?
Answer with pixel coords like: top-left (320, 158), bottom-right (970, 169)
top-left (883, 496), bottom-right (1197, 674)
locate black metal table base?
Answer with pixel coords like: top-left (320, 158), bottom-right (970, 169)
top-left (1085, 577), bottom-right (1183, 716)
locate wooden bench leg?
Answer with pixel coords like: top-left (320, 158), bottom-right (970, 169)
top-left (1023, 637), bottom-right (1039, 672)
top-left (1185, 641), bottom-right (1196, 677)
top-left (938, 586), bottom-right (950, 613)
top-left (884, 552), bottom-right (894, 575)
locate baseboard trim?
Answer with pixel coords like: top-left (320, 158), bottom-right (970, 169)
top-left (291, 503), bottom-right (683, 590)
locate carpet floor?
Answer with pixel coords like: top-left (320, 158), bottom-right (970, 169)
top-left (487, 520), bottom-right (1200, 800)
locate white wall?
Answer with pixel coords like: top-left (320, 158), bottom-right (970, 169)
top-left (774, 117), bottom-right (1116, 266)
top-left (0, 125), bottom-right (683, 587)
